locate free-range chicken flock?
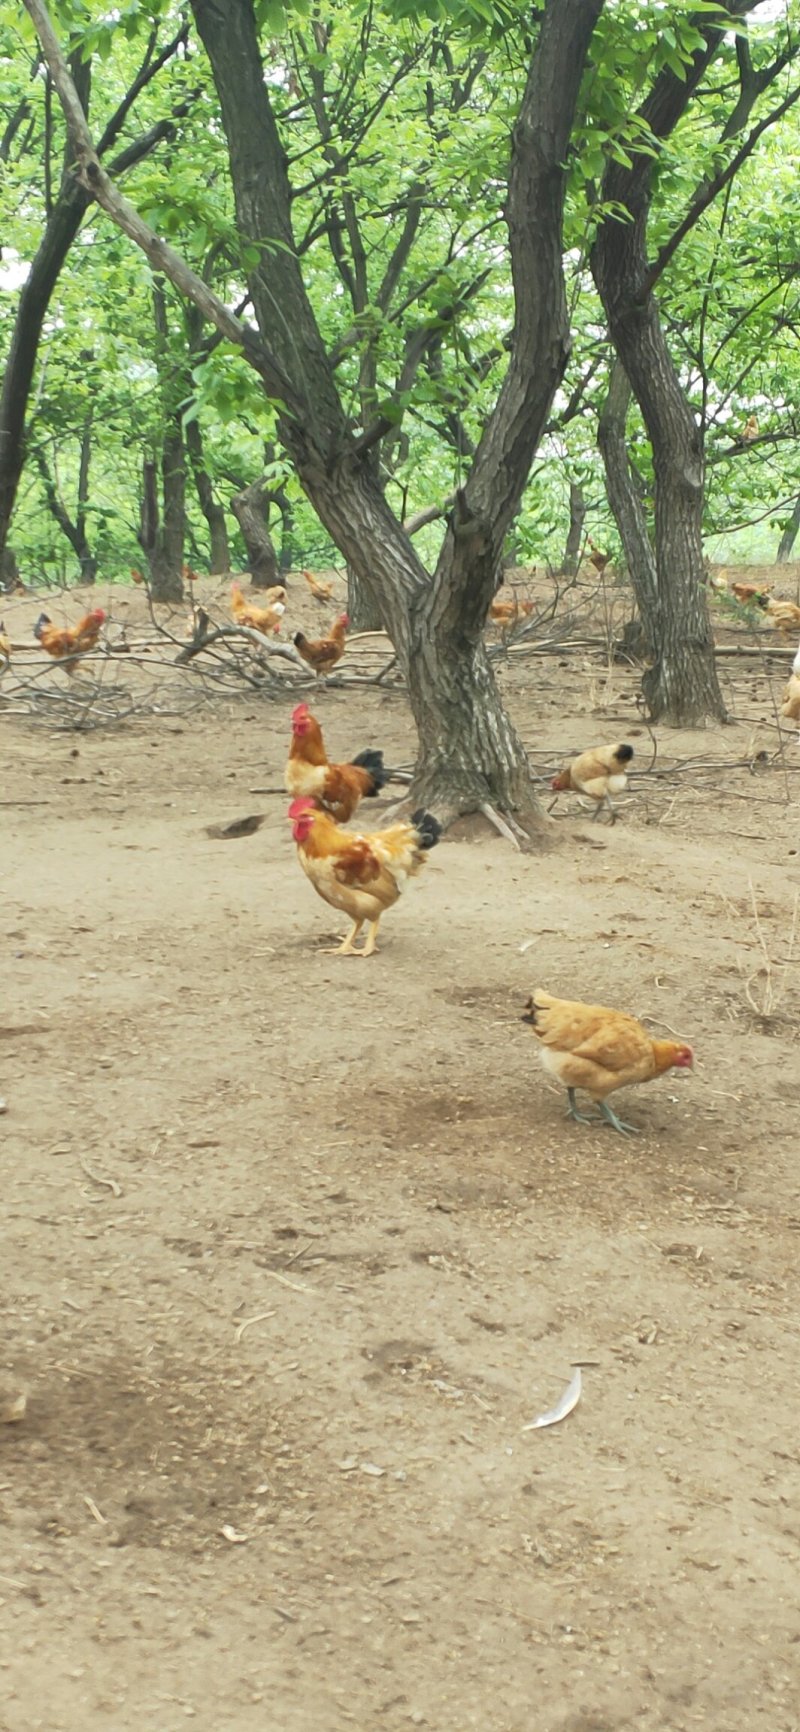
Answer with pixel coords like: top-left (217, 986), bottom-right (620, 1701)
top-left (284, 699), bottom-right (697, 1135)
top-left (13, 571), bottom-right (800, 1137)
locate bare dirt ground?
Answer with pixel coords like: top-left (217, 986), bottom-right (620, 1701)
top-left (1, 570), bottom-right (799, 1732)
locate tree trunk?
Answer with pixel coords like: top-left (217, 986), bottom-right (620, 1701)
top-left (403, 624), bottom-right (540, 829)
top-left (33, 0), bottom-right (605, 836)
top-left (139, 455), bottom-right (185, 602)
top-left (230, 479), bottom-right (279, 585)
top-left (559, 481), bottom-right (586, 576)
top-left (597, 360), bottom-right (656, 653)
top-left (777, 494), bottom-right (800, 562)
top-left (33, 444), bottom-right (97, 582)
top-left (593, 225), bottom-right (726, 724)
top-left (0, 63), bottom-right (91, 563)
top-left (186, 417), bottom-right (230, 572)
top-left (1, 547), bottom-right (20, 593)
top-left (347, 565), bottom-right (383, 631)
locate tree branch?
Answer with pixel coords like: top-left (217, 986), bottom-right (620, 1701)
top-left (23, 0), bottom-right (303, 417)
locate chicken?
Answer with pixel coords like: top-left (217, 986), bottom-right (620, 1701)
top-left (34, 608), bottom-right (106, 672)
top-left (303, 569), bottom-right (335, 603)
top-left (587, 539), bottom-right (611, 575)
top-left (0, 620), bottom-right (10, 669)
top-left (181, 563), bottom-right (200, 583)
top-left (130, 566), bottom-right (145, 585)
top-left (551, 741), bottom-right (634, 822)
top-left (230, 581), bottom-right (284, 636)
top-left (781, 643), bottom-right (800, 725)
top-left (739, 414), bottom-right (759, 444)
top-left (522, 990), bottom-right (693, 1135)
top-left (761, 596), bottom-right (800, 638)
top-left (285, 703), bottom-right (388, 821)
top-left (489, 598), bottom-right (534, 626)
top-left (288, 797), bottom-right (441, 956)
top-left (293, 613), bottom-right (349, 675)
top-left (731, 582), bottom-right (770, 605)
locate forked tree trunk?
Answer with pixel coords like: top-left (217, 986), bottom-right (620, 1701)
top-left (139, 454), bottom-right (185, 602)
top-left (230, 479), bottom-right (279, 586)
top-left (403, 630), bottom-right (538, 826)
top-left (559, 481), bottom-right (586, 576)
top-left (186, 418), bottom-right (229, 572)
top-left (0, 63), bottom-right (91, 565)
top-left (31, 0), bottom-right (604, 837)
top-left (593, 223), bottom-right (726, 724)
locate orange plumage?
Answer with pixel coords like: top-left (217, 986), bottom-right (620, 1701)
top-left (34, 608), bottom-right (105, 672)
top-left (730, 582), bottom-right (770, 605)
top-left (303, 569), bottom-right (335, 603)
top-left (0, 620), bottom-right (10, 670)
top-left (230, 581), bottom-right (284, 636)
top-left (130, 566), bottom-right (145, 585)
top-left (285, 703), bottom-right (387, 822)
top-left (762, 597), bottom-right (800, 637)
top-left (293, 613), bottom-right (349, 675)
top-left (551, 741), bottom-right (634, 821)
top-left (781, 645), bottom-right (800, 723)
top-left (489, 598), bottom-right (534, 625)
top-left (523, 990), bottom-right (693, 1134)
top-left (288, 798), bottom-right (440, 956)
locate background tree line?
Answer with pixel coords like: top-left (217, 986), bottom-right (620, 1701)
top-left (4, 0), bottom-right (800, 823)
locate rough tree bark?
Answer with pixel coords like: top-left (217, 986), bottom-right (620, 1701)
top-left (230, 480), bottom-right (280, 586)
top-left (777, 495), bottom-right (800, 563)
top-left (597, 360), bottom-right (656, 656)
top-left (559, 481), bottom-right (586, 576)
top-left (138, 454), bottom-right (185, 602)
top-left (591, 3), bottom-right (775, 724)
top-left (347, 566), bottom-right (383, 631)
top-left (186, 419), bottom-right (230, 572)
top-left (29, 0), bottom-right (605, 832)
top-left (593, 218), bottom-right (726, 722)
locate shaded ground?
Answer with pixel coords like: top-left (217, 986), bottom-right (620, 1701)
top-left (1, 570), bottom-right (799, 1731)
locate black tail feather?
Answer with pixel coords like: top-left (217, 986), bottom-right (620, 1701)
top-left (350, 748), bottom-right (388, 795)
top-left (614, 743), bottom-right (634, 765)
top-left (33, 613), bottom-right (51, 640)
top-left (410, 807), bottom-right (442, 851)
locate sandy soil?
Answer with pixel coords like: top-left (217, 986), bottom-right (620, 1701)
top-left (1, 571), bottom-right (799, 1732)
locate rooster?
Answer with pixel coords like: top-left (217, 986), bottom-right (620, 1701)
top-left (0, 621), bottom-right (10, 668)
top-left (523, 990), bottom-right (693, 1135)
top-left (551, 742), bottom-right (634, 822)
top-left (34, 608), bottom-right (106, 673)
top-left (303, 569), bottom-right (335, 603)
top-left (230, 581), bottom-right (284, 636)
top-left (130, 566), bottom-right (145, 585)
top-left (288, 798), bottom-right (441, 956)
top-left (293, 613), bottom-right (349, 675)
top-left (286, 703), bottom-right (387, 821)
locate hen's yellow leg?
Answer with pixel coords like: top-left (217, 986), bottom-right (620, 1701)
top-left (322, 920), bottom-right (364, 955)
top-left (360, 919), bottom-right (381, 958)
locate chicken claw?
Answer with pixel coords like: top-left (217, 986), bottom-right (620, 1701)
top-left (598, 1100), bottom-right (638, 1136)
top-left (565, 1087), bottom-right (596, 1125)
